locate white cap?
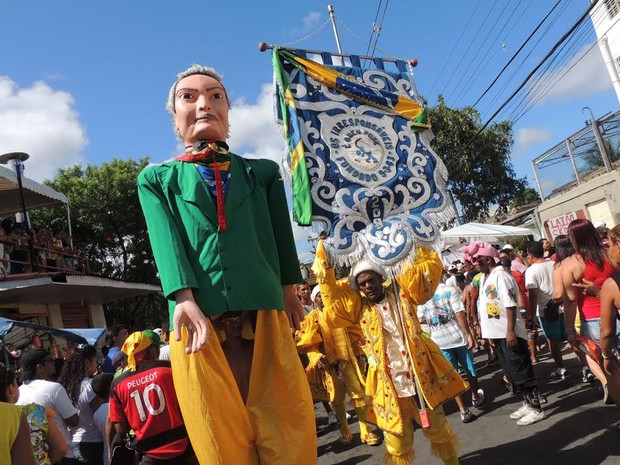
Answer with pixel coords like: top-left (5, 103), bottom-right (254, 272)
top-left (311, 286), bottom-right (320, 302)
top-left (350, 258), bottom-right (388, 291)
top-left (152, 328), bottom-right (162, 336)
top-left (502, 244), bottom-right (513, 250)
top-left (594, 220), bottom-right (607, 228)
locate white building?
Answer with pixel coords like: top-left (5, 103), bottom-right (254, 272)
top-left (590, 0), bottom-right (620, 104)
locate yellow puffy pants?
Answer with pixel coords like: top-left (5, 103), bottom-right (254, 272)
top-left (171, 310), bottom-right (317, 465)
top-left (328, 360), bottom-right (371, 438)
top-left (383, 397), bottom-right (459, 465)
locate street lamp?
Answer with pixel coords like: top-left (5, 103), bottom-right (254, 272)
top-left (0, 152), bottom-right (30, 228)
top-left (581, 107), bottom-right (613, 172)
top-left (0, 152), bottom-right (36, 272)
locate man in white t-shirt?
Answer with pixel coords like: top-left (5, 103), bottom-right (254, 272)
top-left (16, 348), bottom-right (79, 464)
top-left (92, 373), bottom-right (114, 465)
top-left (475, 247), bottom-right (545, 426)
top-left (418, 280), bottom-right (485, 423)
top-left (159, 321), bottom-right (171, 361)
top-left (525, 241), bottom-right (566, 380)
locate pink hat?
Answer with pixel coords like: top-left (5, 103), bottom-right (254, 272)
top-left (461, 241), bottom-right (499, 263)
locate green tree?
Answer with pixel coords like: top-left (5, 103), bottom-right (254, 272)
top-left (31, 158), bottom-right (166, 328)
top-left (581, 139), bottom-right (620, 172)
top-left (428, 96), bottom-right (527, 221)
top-left (510, 187), bottom-right (541, 209)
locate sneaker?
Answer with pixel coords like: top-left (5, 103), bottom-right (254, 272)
top-left (516, 409), bottom-right (545, 426)
top-left (582, 367), bottom-right (595, 384)
top-left (460, 409), bottom-right (475, 423)
top-left (604, 385), bottom-right (615, 405)
top-left (549, 368), bottom-right (567, 380)
top-left (327, 411), bottom-right (338, 425)
top-left (472, 388), bottom-right (486, 408)
top-left (509, 403), bottom-right (532, 420)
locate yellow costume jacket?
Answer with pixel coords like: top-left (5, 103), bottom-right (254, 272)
top-left (296, 307), bottom-right (366, 401)
top-left (312, 242), bottom-right (467, 435)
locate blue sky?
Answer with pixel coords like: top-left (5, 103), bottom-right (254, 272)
top-left (1, 0), bottom-right (617, 261)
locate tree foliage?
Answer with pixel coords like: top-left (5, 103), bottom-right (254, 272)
top-left (582, 139), bottom-right (620, 172)
top-left (510, 187), bottom-right (541, 209)
top-left (31, 158), bottom-right (166, 328)
top-left (428, 96), bottom-right (527, 221)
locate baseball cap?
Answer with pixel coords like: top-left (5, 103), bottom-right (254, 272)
top-left (502, 244), bottom-right (513, 251)
top-left (19, 348), bottom-right (52, 383)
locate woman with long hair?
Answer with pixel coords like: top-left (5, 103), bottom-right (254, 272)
top-left (562, 219), bottom-right (618, 403)
top-left (599, 225), bottom-right (620, 408)
top-left (552, 235), bottom-right (596, 383)
top-left (57, 345), bottom-right (104, 465)
top-left (0, 364), bottom-right (66, 465)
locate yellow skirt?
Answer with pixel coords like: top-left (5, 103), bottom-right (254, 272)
top-left (170, 309), bottom-right (317, 465)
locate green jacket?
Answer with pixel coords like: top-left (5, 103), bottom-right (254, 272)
top-left (137, 154), bottom-right (302, 321)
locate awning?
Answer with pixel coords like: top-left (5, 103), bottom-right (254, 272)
top-left (441, 222), bottom-right (533, 245)
top-left (0, 317), bottom-right (104, 345)
top-left (0, 274), bottom-right (161, 305)
top-left (0, 164), bottom-right (67, 215)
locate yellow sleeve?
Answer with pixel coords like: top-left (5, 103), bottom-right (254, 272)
top-left (396, 246), bottom-right (443, 306)
top-left (312, 240), bottom-right (362, 327)
top-left (295, 310), bottom-right (323, 352)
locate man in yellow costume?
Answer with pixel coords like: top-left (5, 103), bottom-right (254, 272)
top-left (296, 286), bottom-right (380, 446)
top-left (313, 241), bottom-right (467, 465)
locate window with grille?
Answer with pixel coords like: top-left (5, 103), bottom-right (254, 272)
top-left (605, 0), bottom-right (620, 19)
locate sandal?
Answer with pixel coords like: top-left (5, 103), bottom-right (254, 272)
top-left (338, 432), bottom-right (353, 445)
top-left (361, 432), bottom-right (380, 446)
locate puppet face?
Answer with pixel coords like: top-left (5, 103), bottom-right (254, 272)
top-left (174, 74), bottom-right (229, 145)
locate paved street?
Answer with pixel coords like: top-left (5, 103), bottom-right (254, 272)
top-left (317, 346), bottom-right (620, 465)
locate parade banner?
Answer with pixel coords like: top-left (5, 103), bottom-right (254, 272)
top-left (273, 47), bottom-right (451, 271)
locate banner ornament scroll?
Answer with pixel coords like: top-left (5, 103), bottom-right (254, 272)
top-left (273, 47), bottom-right (452, 274)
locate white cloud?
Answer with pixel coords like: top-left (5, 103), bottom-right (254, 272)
top-left (0, 77), bottom-right (87, 181)
top-left (529, 42), bottom-right (613, 105)
top-left (513, 126), bottom-right (553, 157)
top-left (228, 83), bottom-right (285, 162)
top-left (302, 12), bottom-right (322, 31)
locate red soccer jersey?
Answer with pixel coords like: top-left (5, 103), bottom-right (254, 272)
top-left (109, 361), bottom-right (188, 460)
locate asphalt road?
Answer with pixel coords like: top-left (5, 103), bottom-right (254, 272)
top-left (317, 345), bottom-right (620, 465)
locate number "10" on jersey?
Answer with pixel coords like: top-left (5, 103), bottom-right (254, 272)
top-left (130, 384), bottom-right (166, 422)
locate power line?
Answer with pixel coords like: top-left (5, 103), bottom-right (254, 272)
top-left (427, 0), bottom-right (482, 98)
top-left (471, 0), bottom-right (562, 109)
top-left (457, 0), bottom-right (600, 155)
top-left (449, 0), bottom-right (522, 104)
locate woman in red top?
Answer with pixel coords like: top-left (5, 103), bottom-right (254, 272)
top-left (599, 225), bottom-right (620, 408)
top-left (562, 219), bottom-right (618, 403)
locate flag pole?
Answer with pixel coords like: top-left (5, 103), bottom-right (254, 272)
top-left (391, 279), bottom-right (432, 428)
top-left (327, 4), bottom-right (343, 55)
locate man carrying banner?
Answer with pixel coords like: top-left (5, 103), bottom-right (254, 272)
top-left (137, 64), bottom-right (315, 464)
top-left (313, 241), bottom-right (466, 465)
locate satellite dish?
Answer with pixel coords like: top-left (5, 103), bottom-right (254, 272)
top-left (0, 152), bottom-right (29, 164)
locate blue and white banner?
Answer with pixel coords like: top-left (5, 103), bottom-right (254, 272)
top-left (275, 49), bottom-right (451, 271)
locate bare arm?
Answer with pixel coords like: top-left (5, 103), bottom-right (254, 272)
top-left (527, 288), bottom-right (538, 322)
top-left (46, 414), bottom-right (69, 463)
top-left (552, 265), bottom-right (564, 301)
top-left (561, 256), bottom-right (584, 342)
top-left (455, 311), bottom-right (475, 349)
top-left (11, 416), bottom-right (36, 465)
top-left (505, 306), bottom-right (518, 349)
top-left (600, 278), bottom-right (620, 375)
top-left (63, 413), bottom-right (79, 428)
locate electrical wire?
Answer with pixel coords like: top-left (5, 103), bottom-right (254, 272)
top-left (456, 0), bottom-right (601, 156)
top-left (428, 0), bottom-right (482, 98)
top-left (471, 0), bottom-right (562, 109)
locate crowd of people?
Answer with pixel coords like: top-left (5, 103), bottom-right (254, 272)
top-left (2, 60), bottom-right (619, 465)
top-left (0, 218), bottom-right (87, 275)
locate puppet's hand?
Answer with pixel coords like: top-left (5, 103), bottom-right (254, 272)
top-left (283, 284), bottom-right (304, 331)
top-left (173, 289), bottom-right (209, 354)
